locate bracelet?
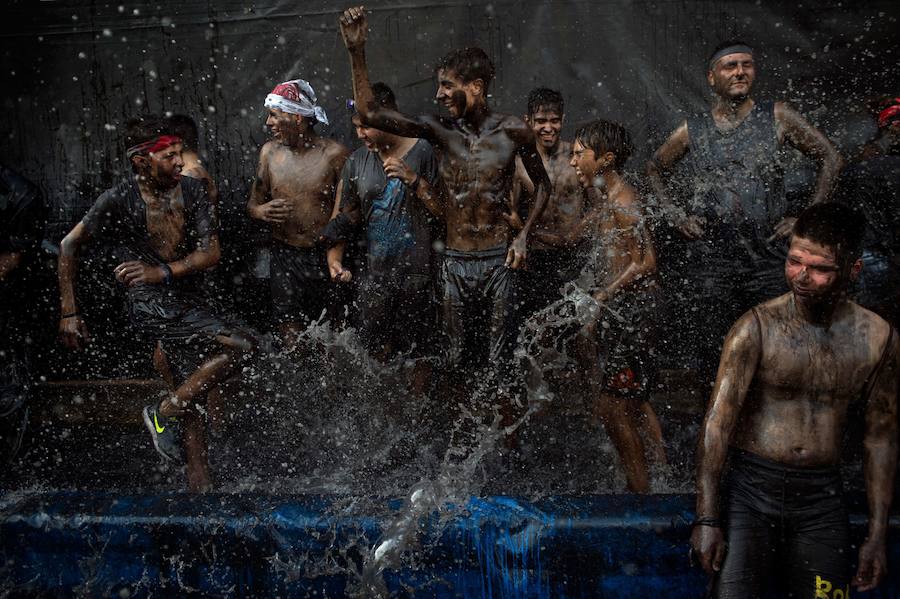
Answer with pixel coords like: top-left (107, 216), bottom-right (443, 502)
top-left (692, 516), bottom-right (722, 528)
top-left (160, 263), bottom-right (174, 285)
top-left (61, 311), bottom-right (81, 319)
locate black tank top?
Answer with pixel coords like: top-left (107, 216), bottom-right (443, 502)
top-left (686, 101), bottom-right (786, 259)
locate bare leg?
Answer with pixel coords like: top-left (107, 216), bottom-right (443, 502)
top-left (159, 352), bottom-right (235, 417)
top-left (408, 359), bottom-right (431, 397)
top-left (182, 410), bottom-right (211, 492)
top-left (576, 334), bottom-right (649, 492)
top-left (593, 392), bottom-right (650, 492)
top-left (278, 322), bottom-right (304, 354)
top-left (629, 401), bottom-right (667, 466)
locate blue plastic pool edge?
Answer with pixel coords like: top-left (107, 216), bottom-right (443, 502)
top-left (1, 491), bottom-right (897, 598)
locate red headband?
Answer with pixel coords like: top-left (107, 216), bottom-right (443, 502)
top-left (877, 99), bottom-right (900, 129)
top-left (126, 135), bottom-right (183, 158)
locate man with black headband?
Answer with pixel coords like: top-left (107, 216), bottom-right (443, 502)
top-left (691, 203), bottom-right (897, 597)
top-left (58, 115), bottom-right (258, 489)
top-left (647, 41), bottom-right (844, 385)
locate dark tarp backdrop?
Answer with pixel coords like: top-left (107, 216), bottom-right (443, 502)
top-left (1, 0), bottom-right (897, 240)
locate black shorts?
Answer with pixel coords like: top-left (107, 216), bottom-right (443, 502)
top-left (356, 272), bottom-right (435, 358)
top-left (128, 285), bottom-right (254, 385)
top-left (440, 246), bottom-right (518, 376)
top-left (521, 246), bottom-right (587, 317)
top-left (595, 284), bottom-right (659, 399)
top-left (269, 241), bottom-right (331, 327)
top-left (714, 449), bottom-right (852, 599)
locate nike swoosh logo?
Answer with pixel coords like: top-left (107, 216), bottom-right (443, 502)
top-left (153, 413), bottom-right (165, 434)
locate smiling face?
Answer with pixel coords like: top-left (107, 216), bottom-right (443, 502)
top-left (352, 114), bottom-right (390, 152)
top-left (785, 235), bottom-right (860, 305)
top-left (527, 108), bottom-right (563, 151)
top-left (265, 107), bottom-right (309, 146)
top-left (435, 69), bottom-right (482, 118)
top-left (707, 52), bottom-right (755, 101)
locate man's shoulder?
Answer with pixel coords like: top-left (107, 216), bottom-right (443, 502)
top-left (319, 137), bottom-right (349, 158)
top-left (97, 178), bottom-right (136, 202)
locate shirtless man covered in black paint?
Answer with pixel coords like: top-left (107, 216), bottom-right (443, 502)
top-left (691, 203), bottom-right (897, 597)
top-left (247, 79), bottom-right (349, 347)
top-left (339, 6), bottom-right (551, 415)
top-left (513, 87), bottom-right (589, 317)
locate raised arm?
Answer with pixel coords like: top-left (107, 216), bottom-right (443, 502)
top-left (508, 125), bottom-right (551, 268)
top-left (593, 192), bottom-right (656, 303)
top-left (646, 121), bottom-right (702, 239)
top-left (854, 330), bottom-right (899, 592)
top-left (691, 311), bottom-right (762, 574)
top-left (340, 7), bottom-right (439, 142)
top-left (58, 222), bottom-right (92, 349)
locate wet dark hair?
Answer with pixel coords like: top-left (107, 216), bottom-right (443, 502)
top-left (573, 120), bottom-right (633, 171)
top-left (792, 203), bottom-right (866, 264)
top-left (167, 114), bottom-right (199, 150)
top-left (527, 87), bottom-right (564, 117)
top-left (124, 115), bottom-right (174, 171)
top-left (435, 47), bottom-right (495, 93)
top-left (371, 82), bottom-right (398, 111)
top-left (124, 114), bottom-right (172, 149)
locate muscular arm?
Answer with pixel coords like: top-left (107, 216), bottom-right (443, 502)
top-left (58, 222), bottom-right (92, 348)
top-left (646, 122), bottom-right (689, 213)
top-left (168, 235), bottom-right (220, 279)
top-left (775, 102), bottom-right (844, 206)
top-left (855, 331), bottom-right (899, 591)
top-left (513, 130), bottom-right (551, 244)
top-left (695, 312), bottom-right (762, 519)
top-left (247, 145), bottom-right (273, 221)
top-left (0, 252), bottom-right (22, 281)
top-left (341, 10), bottom-right (439, 143)
top-left (595, 196), bottom-right (657, 302)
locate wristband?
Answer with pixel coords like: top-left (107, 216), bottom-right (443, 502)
top-left (692, 516), bottom-right (722, 528)
top-left (61, 312), bottom-right (81, 319)
top-left (160, 263), bottom-right (174, 285)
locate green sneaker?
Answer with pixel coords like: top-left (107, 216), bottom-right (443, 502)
top-left (142, 401), bottom-right (183, 462)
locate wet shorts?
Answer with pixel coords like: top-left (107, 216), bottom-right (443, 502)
top-left (713, 449), bottom-right (852, 599)
top-left (269, 240), bottom-right (332, 327)
top-left (356, 272), bottom-right (435, 358)
top-left (440, 245), bottom-right (518, 374)
top-left (521, 245), bottom-right (587, 317)
top-left (594, 284), bottom-right (659, 399)
top-left (128, 285), bottom-right (254, 385)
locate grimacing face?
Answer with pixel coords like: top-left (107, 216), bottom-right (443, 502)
top-left (134, 142), bottom-right (184, 189)
top-left (784, 235), bottom-right (860, 304)
top-left (569, 139), bottom-right (600, 188)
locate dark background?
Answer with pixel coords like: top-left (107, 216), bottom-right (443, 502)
top-left (1, 0), bottom-right (897, 379)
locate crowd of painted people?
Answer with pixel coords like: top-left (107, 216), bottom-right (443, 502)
top-left (1, 6), bottom-right (898, 596)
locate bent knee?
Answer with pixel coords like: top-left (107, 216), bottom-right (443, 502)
top-left (215, 332), bottom-right (258, 353)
